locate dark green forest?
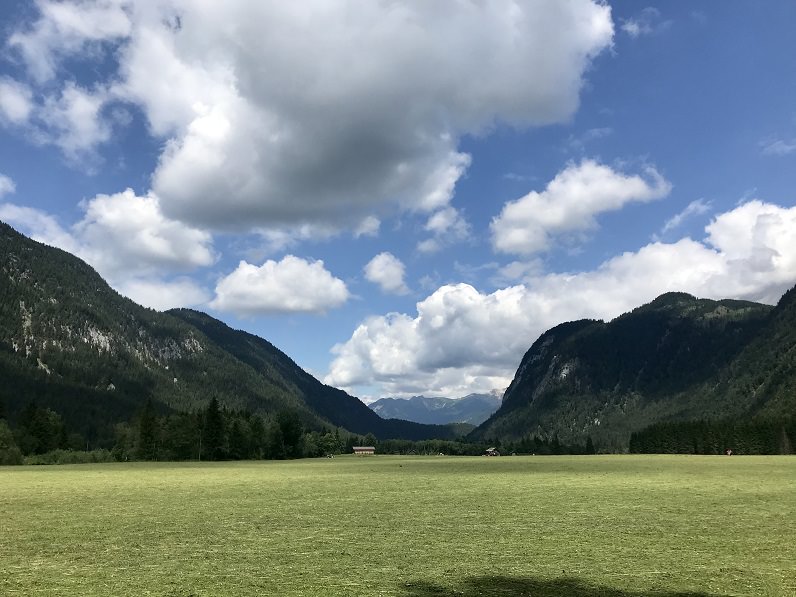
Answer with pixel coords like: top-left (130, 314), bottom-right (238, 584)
top-left (629, 419), bottom-right (795, 455)
top-left (0, 396), bottom-right (598, 464)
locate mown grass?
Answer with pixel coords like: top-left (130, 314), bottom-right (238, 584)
top-left (1, 455), bottom-right (794, 596)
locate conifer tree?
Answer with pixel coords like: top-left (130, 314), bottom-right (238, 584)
top-left (137, 398), bottom-right (158, 461)
top-left (203, 397), bottom-right (225, 461)
top-left (228, 418), bottom-right (248, 460)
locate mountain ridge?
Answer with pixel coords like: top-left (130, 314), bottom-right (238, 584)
top-left (0, 221), bottom-right (458, 444)
top-left (472, 288), bottom-right (794, 450)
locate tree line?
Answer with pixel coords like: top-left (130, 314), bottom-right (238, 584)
top-left (0, 396), bottom-right (601, 464)
top-left (0, 397), bottom-right (362, 464)
top-left (7, 395), bottom-right (791, 464)
top-left (629, 419), bottom-right (795, 455)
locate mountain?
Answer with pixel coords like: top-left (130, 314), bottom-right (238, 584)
top-left (473, 291), bottom-right (795, 450)
top-left (369, 391), bottom-right (502, 425)
top-left (0, 221), bottom-right (456, 444)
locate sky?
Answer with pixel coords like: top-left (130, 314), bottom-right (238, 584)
top-left (1, 1), bottom-right (795, 402)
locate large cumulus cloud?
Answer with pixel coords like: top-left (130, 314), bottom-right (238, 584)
top-left (6, 0), bottom-right (614, 232)
top-left (326, 200), bottom-right (796, 397)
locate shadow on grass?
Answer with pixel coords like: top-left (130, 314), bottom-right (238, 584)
top-left (400, 575), bottom-right (726, 597)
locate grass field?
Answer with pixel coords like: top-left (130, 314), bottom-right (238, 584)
top-left (1, 455), bottom-right (794, 596)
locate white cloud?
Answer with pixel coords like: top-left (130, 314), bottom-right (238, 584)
top-left (0, 78), bottom-right (33, 124)
top-left (8, 0), bottom-right (132, 84)
top-left (249, 223), bottom-right (340, 257)
top-left (659, 198), bottom-right (712, 236)
top-left (327, 200), bottom-right (796, 397)
top-left (210, 256), bottom-right (349, 315)
top-left (354, 216), bottom-right (380, 238)
top-left (416, 239), bottom-right (440, 254)
top-left (417, 206), bottom-right (471, 253)
top-left (565, 126), bottom-right (613, 152)
top-left (491, 160), bottom-right (672, 255)
top-left (73, 189), bottom-right (216, 277)
top-left (9, 0), bottom-right (614, 232)
top-left (0, 202), bottom-right (81, 254)
top-left (39, 82), bottom-right (111, 162)
top-left (364, 252), bottom-right (409, 295)
top-left (425, 207), bottom-right (469, 236)
top-left (760, 138), bottom-right (796, 156)
top-left (0, 174), bottom-right (16, 197)
top-left (116, 277), bottom-right (210, 311)
top-left (621, 7), bottom-right (670, 38)
top-left (0, 189), bottom-right (215, 281)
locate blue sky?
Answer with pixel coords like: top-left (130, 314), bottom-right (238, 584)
top-left (1, 1), bottom-right (795, 401)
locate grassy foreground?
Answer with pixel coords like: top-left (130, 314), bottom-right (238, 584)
top-left (1, 455), bottom-right (794, 596)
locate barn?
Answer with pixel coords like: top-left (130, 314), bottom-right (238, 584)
top-left (353, 446), bottom-right (376, 455)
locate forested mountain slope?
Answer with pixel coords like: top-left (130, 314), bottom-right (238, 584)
top-left (0, 221), bottom-right (453, 444)
top-left (473, 291), bottom-right (794, 450)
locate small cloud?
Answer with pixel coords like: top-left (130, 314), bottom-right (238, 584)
top-left (565, 126), bottom-right (613, 152)
top-left (246, 224), bottom-right (340, 259)
top-left (364, 252), bottom-right (410, 295)
top-left (39, 82), bottom-right (113, 169)
top-left (416, 238), bottom-right (440, 254)
top-left (502, 172), bottom-right (537, 183)
top-left (354, 216), bottom-right (380, 238)
top-left (453, 261), bottom-right (500, 285)
top-left (0, 78), bottom-right (33, 125)
top-left (658, 198), bottom-right (713, 237)
top-left (760, 137), bottom-right (796, 156)
top-left (418, 273), bottom-right (440, 292)
top-left (211, 256), bottom-right (349, 316)
top-left (491, 159), bottom-right (672, 256)
top-left (417, 206), bottom-right (470, 253)
top-left (491, 260), bottom-right (544, 285)
top-left (0, 173), bottom-right (16, 197)
top-left (621, 7), bottom-right (672, 38)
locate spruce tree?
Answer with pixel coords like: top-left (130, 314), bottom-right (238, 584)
top-left (276, 410), bottom-right (302, 458)
top-left (228, 418), bottom-right (248, 460)
top-left (203, 397), bottom-right (225, 461)
top-left (137, 398), bottom-right (158, 461)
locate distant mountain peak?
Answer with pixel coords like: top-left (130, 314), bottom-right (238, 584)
top-left (369, 392), bottom-right (502, 426)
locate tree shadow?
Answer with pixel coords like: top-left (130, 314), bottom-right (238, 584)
top-left (400, 575), bottom-right (727, 597)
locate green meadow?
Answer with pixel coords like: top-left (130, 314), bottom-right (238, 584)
top-left (1, 455), bottom-right (794, 596)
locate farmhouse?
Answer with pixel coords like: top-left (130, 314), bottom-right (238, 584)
top-left (485, 447), bottom-right (500, 456)
top-left (353, 446), bottom-right (376, 455)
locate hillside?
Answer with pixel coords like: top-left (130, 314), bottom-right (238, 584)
top-left (0, 221), bottom-right (455, 444)
top-left (369, 392), bottom-right (502, 425)
top-left (472, 291), bottom-right (794, 450)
